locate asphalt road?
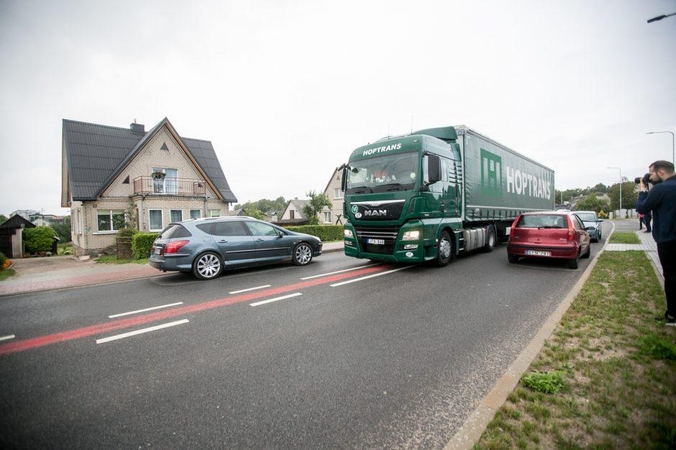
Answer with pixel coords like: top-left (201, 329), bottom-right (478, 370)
top-left (0, 225), bottom-right (609, 449)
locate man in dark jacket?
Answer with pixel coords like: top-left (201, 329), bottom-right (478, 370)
top-left (636, 160), bottom-right (676, 326)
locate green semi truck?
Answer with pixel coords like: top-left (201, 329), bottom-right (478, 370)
top-left (341, 125), bottom-right (555, 266)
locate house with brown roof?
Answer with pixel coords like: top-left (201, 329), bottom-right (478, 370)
top-left (61, 118), bottom-right (237, 256)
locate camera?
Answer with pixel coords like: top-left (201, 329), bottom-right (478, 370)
top-left (634, 173), bottom-right (651, 185)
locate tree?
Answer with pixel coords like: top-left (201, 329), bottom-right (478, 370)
top-left (23, 226), bottom-right (56, 254)
top-left (302, 191), bottom-right (332, 225)
top-left (0, 214), bottom-right (7, 224)
top-left (51, 216), bottom-right (72, 243)
top-left (242, 207), bottom-right (264, 220)
top-left (235, 197), bottom-right (287, 216)
top-left (575, 194), bottom-right (608, 213)
top-left (608, 182), bottom-right (638, 213)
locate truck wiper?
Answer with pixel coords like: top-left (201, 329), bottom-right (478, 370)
top-left (350, 185), bottom-right (372, 194)
top-left (382, 183), bottom-right (404, 191)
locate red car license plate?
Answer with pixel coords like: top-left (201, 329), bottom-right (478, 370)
top-left (526, 250), bottom-right (551, 257)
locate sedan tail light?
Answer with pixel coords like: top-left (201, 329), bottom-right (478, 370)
top-left (164, 240), bottom-right (189, 254)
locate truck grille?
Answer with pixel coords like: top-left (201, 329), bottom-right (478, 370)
top-left (355, 226), bottom-right (399, 255)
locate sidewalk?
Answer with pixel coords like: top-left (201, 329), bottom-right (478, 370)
top-left (0, 241), bottom-right (345, 296)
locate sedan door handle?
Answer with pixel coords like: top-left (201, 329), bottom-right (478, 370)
top-left (218, 240), bottom-right (228, 243)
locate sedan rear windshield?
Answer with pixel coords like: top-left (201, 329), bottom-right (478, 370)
top-left (517, 215), bottom-right (567, 229)
top-left (158, 224), bottom-right (192, 239)
top-left (575, 213), bottom-right (597, 222)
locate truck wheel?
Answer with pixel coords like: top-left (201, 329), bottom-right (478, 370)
top-left (482, 226), bottom-right (496, 253)
top-left (435, 231), bottom-right (452, 267)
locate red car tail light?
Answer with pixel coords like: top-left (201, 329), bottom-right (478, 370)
top-left (566, 217), bottom-right (575, 241)
top-left (164, 240), bottom-right (189, 254)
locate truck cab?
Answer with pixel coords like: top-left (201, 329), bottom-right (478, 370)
top-left (342, 127), bottom-right (464, 265)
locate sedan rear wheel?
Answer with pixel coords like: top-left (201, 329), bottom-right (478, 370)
top-left (293, 243), bottom-right (313, 266)
top-left (508, 253), bottom-right (519, 264)
top-left (193, 252), bottom-right (223, 280)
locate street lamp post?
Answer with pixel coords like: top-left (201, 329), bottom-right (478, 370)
top-left (607, 167), bottom-right (622, 218)
top-left (647, 12), bottom-right (676, 23)
top-left (646, 131), bottom-right (675, 165)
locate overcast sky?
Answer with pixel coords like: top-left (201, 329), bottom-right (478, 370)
top-left (1, 0), bottom-right (674, 216)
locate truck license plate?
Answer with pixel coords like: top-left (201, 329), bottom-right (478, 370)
top-left (366, 238), bottom-right (385, 245)
top-left (526, 250), bottom-right (551, 257)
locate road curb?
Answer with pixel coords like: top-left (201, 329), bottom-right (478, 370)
top-left (444, 230), bottom-right (609, 450)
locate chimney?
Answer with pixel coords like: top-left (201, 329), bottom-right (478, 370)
top-left (130, 121), bottom-right (145, 134)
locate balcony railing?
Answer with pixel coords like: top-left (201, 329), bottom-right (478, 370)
top-left (133, 177), bottom-right (207, 197)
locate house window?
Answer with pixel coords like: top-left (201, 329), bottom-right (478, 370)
top-left (190, 209), bottom-right (201, 219)
top-left (149, 210), bottom-right (163, 231)
top-left (290, 210), bottom-right (295, 220)
top-left (333, 188), bottom-right (344, 199)
top-left (323, 211), bottom-right (331, 223)
top-left (208, 209), bottom-right (220, 217)
top-left (152, 168), bottom-right (178, 195)
top-left (170, 210), bottom-right (183, 223)
top-left (97, 209), bottom-right (125, 232)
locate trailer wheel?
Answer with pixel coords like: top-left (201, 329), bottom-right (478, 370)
top-left (435, 231), bottom-right (453, 267)
top-left (482, 225), bottom-right (496, 253)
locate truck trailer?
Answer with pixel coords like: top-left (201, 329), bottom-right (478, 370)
top-left (341, 125), bottom-right (555, 265)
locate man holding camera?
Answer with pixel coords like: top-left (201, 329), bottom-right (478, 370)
top-left (636, 160), bottom-right (676, 326)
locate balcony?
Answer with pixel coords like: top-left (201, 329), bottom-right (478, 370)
top-left (133, 177), bottom-right (207, 197)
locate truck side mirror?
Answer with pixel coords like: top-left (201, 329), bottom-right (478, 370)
top-left (425, 154), bottom-right (442, 185)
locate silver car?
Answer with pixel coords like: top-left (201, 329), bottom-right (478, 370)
top-left (574, 211), bottom-right (603, 242)
top-left (149, 216), bottom-right (322, 280)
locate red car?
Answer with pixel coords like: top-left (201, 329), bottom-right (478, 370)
top-left (507, 211), bottom-right (591, 269)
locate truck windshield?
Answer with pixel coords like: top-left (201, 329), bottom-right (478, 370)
top-left (346, 152), bottom-right (418, 193)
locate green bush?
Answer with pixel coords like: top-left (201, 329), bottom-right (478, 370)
top-left (0, 252), bottom-right (7, 270)
top-left (23, 226), bottom-right (56, 254)
top-left (132, 232), bottom-right (159, 259)
top-left (286, 225), bottom-right (343, 242)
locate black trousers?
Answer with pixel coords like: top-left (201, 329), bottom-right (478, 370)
top-left (657, 239), bottom-right (676, 318)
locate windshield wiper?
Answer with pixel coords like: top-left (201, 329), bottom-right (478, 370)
top-left (349, 185), bottom-right (372, 194)
top-left (381, 183), bottom-right (405, 191)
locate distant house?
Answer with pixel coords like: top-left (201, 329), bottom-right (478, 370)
top-left (61, 118), bottom-right (238, 256)
top-left (0, 215), bottom-right (35, 258)
top-left (278, 198), bottom-right (310, 226)
top-left (321, 167), bottom-right (344, 225)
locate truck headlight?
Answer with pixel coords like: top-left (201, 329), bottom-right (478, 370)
top-left (402, 230), bottom-right (420, 241)
top-left (344, 229), bottom-right (354, 239)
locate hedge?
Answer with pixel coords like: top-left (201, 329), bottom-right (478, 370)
top-left (285, 225), bottom-right (343, 242)
top-left (132, 232), bottom-right (159, 259)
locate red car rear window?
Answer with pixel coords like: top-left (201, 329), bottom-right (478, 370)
top-left (517, 215), bottom-right (567, 229)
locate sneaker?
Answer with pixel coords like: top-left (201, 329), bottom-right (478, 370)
top-left (667, 319), bottom-right (676, 327)
top-left (656, 312), bottom-right (669, 322)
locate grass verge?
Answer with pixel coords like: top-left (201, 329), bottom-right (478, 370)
top-left (95, 255), bottom-right (148, 265)
top-left (0, 269), bottom-right (15, 281)
top-left (609, 232), bottom-right (641, 244)
top-left (474, 251), bottom-right (676, 449)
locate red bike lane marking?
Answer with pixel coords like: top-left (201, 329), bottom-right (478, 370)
top-left (0, 264), bottom-right (388, 355)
